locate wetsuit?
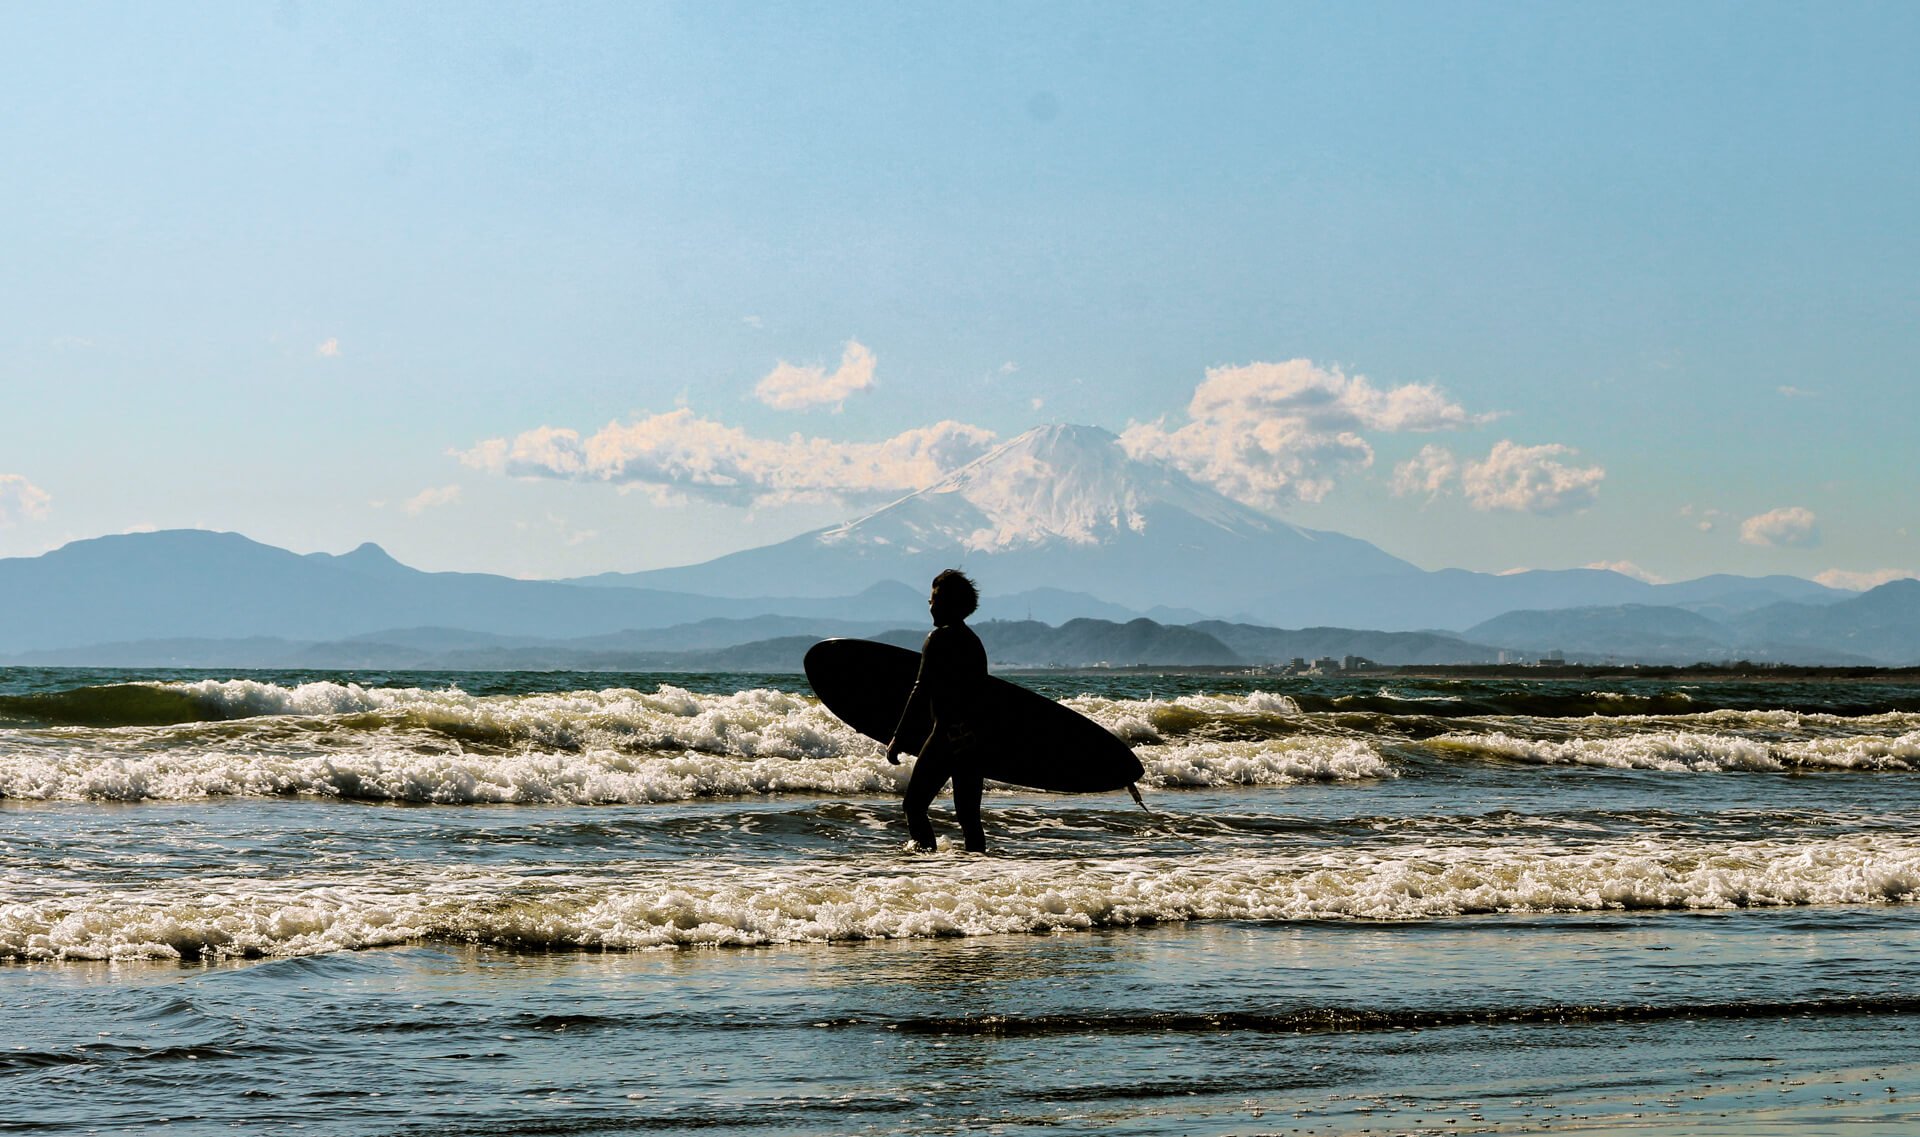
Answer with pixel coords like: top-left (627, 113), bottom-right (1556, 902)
top-left (893, 620), bottom-right (989, 852)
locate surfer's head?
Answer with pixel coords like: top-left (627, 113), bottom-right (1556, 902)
top-left (929, 569), bottom-right (979, 625)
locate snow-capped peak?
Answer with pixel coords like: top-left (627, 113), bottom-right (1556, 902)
top-left (819, 423), bottom-right (1284, 554)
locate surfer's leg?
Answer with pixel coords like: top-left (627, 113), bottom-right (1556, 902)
top-left (952, 768), bottom-right (985, 853)
top-left (903, 744), bottom-right (952, 852)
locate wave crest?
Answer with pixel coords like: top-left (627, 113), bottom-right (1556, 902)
top-left (1431, 729), bottom-right (1920, 772)
top-left (10, 835), bottom-right (1920, 960)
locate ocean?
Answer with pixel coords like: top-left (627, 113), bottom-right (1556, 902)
top-left (6, 665), bottom-right (1920, 1135)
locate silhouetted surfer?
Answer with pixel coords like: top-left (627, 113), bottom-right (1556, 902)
top-left (886, 569), bottom-right (990, 852)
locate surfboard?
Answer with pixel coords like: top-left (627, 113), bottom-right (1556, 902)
top-left (803, 637), bottom-right (1145, 793)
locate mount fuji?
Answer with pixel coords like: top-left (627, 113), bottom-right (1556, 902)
top-left (579, 424), bottom-right (1423, 618)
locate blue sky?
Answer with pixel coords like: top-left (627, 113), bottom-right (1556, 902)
top-left (3, 1), bottom-right (1915, 587)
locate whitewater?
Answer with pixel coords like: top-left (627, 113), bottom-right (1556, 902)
top-left (8, 665), bottom-right (1920, 1134)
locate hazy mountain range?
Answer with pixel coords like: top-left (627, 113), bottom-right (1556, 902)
top-left (1466, 581), bottom-right (1920, 666)
top-left (1, 423), bottom-right (1911, 667)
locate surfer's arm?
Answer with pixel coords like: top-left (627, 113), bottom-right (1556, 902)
top-left (886, 684), bottom-right (931, 763)
top-left (886, 632), bottom-right (943, 763)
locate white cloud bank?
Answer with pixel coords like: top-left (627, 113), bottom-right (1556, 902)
top-left (463, 356), bottom-right (1604, 521)
top-left (753, 340), bottom-right (876, 411)
top-left (460, 410), bottom-right (997, 507)
top-left (1462, 440), bottom-right (1606, 514)
top-left (1119, 359), bottom-right (1485, 507)
top-left (1740, 506), bottom-right (1820, 548)
top-left (1393, 440), bottom-right (1605, 515)
top-left (1814, 567), bottom-right (1916, 591)
top-left (0, 474), bottom-right (52, 525)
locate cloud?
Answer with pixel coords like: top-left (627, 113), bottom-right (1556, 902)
top-left (460, 410), bottom-right (998, 507)
top-left (1740, 506), bottom-right (1820, 548)
top-left (317, 338), bottom-right (341, 358)
top-left (1778, 385), bottom-right (1815, 398)
top-left (1586, 560), bottom-right (1664, 583)
top-left (1393, 441), bottom-right (1604, 514)
top-left (1460, 441), bottom-right (1605, 514)
top-left (1391, 444), bottom-right (1458, 500)
top-left (403, 484), bottom-right (462, 515)
top-left (1814, 567), bottom-right (1918, 591)
top-left (753, 339), bottom-right (877, 411)
top-left (464, 356), bottom-right (1579, 519)
top-left (1121, 359), bottom-right (1486, 507)
top-left (0, 474), bottom-right (52, 526)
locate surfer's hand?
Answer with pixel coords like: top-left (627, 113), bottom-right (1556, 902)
top-left (884, 738), bottom-right (902, 764)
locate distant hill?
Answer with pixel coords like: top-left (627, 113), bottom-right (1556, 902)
top-left (1467, 605), bottom-right (1744, 665)
top-left (1462, 580), bottom-right (1920, 666)
top-left (1192, 622), bottom-right (1500, 666)
top-left (0, 530), bottom-right (940, 654)
top-left (1729, 579), bottom-right (1920, 665)
top-left (972, 619), bottom-right (1240, 667)
top-left (1260, 566), bottom-right (1850, 632)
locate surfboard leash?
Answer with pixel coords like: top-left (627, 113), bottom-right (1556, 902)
top-left (1126, 781), bottom-right (1150, 813)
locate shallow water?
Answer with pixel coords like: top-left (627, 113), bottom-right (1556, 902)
top-left (6, 667), bottom-right (1920, 1133)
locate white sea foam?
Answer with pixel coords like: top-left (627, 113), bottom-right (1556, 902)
top-left (1138, 738), bottom-right (1394, 786)
top-left (0, 733), bottom-right (1386, 802)
top-left (167, 680), bottom-right (855, 756)
top-left (8, 680), bottom-right (1910, 801)
top-left (1433, 729), bottom-right (1920, 772)
top-left (0, 739), bottom-right (912, 803)
top-left (1, 681), bottom-right (1390, 801)
top-left (1, 681), bottom-right (897, 802)
top-left (10, 835), bottom-right (1920, 960)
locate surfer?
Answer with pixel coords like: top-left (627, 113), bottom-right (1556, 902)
top-left (886, 569), bottom-right (990, 853)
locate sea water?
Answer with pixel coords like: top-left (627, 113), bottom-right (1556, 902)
top-left (6, 667), bottom-right (1920, 1134)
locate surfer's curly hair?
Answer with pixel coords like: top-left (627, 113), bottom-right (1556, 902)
top-left (930, 569), bottom-right (979, 619)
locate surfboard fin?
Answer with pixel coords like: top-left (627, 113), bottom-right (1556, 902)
top-left (1126, 781), bottom-right (1149, 813)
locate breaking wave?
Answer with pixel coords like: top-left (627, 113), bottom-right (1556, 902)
top-left (7, 678), bottom-right (1920, 804)
top-left (1430, 729), bottom-right (1920, 772)
top-left (0, 679), bottom-right (1411, 801)
top-left (9, 834), bottom-right (1920, 961)
top-left (0, 732), bottom-right (1388, 803)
